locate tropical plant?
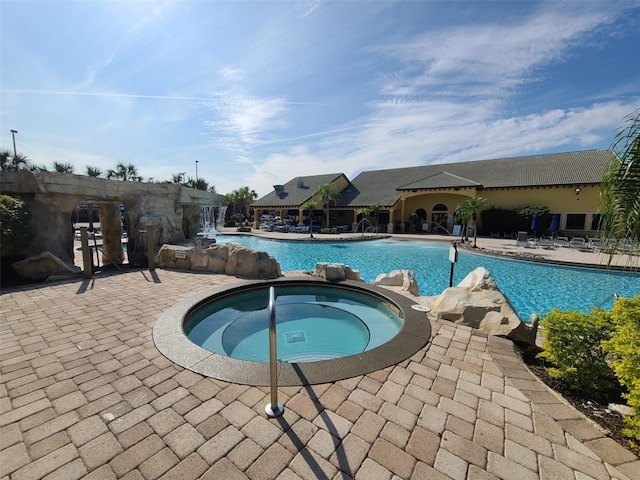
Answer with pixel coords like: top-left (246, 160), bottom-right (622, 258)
top-left (53, 161), bottom-right (75, 173)
top-left (0, 195), bottom-right (35, 257)
top-left (224, 187), bottom-right (258, 220)
top-left (317, 183), bottom-right (341, 227)
top-left (0, 149), bottom-right (30, 171)
top-left (303, 200), bottom-right (317, 238)
top-left (369, 203), bottom-right (381, 234)
top-left (599, 110), bottom-right (640, 267)
top-left (107, 162), bottom-right (141, 181)
top-left (602, 296), bottom-right (640, 444)
top-left (86, 166), bottom-right (102, 177)
top-left (29, 164), bottom-right (48, 172)
top-left (538, 308), bottom-right (617, 401)
top-left (171, 172), bottom-right (187, 184)
top-left (356, 207), bottom-right (370, 236)
top-left (185, 177), bottom-right (210, 191)
top-left (456, 195), bottom-right (488, 247)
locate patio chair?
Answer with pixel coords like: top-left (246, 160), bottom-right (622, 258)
top-left (554, 236), bottom-right (569, 248)
top-left (569, 237), bottom-right (589, 251)
top-left (516, 231), bottom-right (531, 248)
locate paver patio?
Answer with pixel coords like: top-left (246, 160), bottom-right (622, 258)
top-left (1, 263), bottom-right (638, 479)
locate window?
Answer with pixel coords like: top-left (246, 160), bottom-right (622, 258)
top-left (591, 214), bottom-right (602, 231)
top-left (432, 203), bottom-right (448, 211)
top-left (566, 214), bottom-right (586, 230)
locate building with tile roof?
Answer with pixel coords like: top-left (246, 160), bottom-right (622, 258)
top-left (251, 150), bottom-right (611, 235)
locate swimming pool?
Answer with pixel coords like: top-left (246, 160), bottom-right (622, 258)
top-left (184, 284), bottom-right (402, 362)
top-left (217, 236), bottom-right (638, 321)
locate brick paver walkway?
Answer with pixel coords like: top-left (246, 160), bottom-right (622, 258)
top-left (1, 269), bottom-right (638, 479)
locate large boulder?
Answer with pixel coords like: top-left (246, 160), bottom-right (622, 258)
top-left (157, 243), bottom-right (281, 279)
top-left (12, 251), bottom-right (81, 281)
top-left (312, 263), bottom-right (361, 281)
top-left (371, 270), bottom-right (419, 296)
top-left (429, 267), bottom-right (537, 345)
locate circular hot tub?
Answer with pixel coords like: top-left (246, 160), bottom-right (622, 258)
top-left (153, 278), bottom-right (431, 386)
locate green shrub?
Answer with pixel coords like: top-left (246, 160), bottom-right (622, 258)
top-left (236, 226), bottom-right (251, 232)
top-left (538, 308), bottom-right (616, 400)
top-left (319, 228), bottom-right (337, 234)
top-left (602, 296), bottom-right (640, 444)
top-left (0, 195), bottom-right (35, 257)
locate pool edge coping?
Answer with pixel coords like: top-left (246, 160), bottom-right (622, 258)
top-left (153, 277), bottom-right (432, 386)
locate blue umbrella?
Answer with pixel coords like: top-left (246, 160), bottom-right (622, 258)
top-left (549, 213), bottom-right (559, 232)
top-left (531, 214), bottom-right (539, 232)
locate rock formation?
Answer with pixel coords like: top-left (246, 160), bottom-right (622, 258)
top-left (157, 243), bottom-right (281, 279)
top-left (371, 269), bottom-right (419, 296)
top-left (429, 267), bottom-right (538, 345)
top-left (311, 263), bottom-right (361, 281)
top-left (12, 251), bottom-right (81, 281)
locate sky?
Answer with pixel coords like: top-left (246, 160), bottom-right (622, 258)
top-left (1, 1), bottom-right (639, 198)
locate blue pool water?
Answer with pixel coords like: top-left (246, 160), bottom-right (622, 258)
top-left (184, 285), bottom-right (402, 362)
top-left (218, 236), bottom-right (638, 321)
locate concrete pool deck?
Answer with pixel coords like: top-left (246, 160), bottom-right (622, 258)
top-left (2, 235), bottom-right (639, 479)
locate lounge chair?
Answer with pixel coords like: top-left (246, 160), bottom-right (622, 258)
top-left (516, 231), bottom-right (531, 248)
top-left (537, 236), bottom-right (555, 249)
top-left (555, 236), bottom-right (569, 248)
top-left (569, 237), bottom-right (589, 251)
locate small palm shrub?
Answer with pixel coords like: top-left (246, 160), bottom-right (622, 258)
top-left (602, 296), bottom-right (640, 445)
top-left (236, 226), bottom-right (251, 232)
top-left (538, 308), bottom-right (616, 401)
top-left (320, 228), bottom-right (338, 234)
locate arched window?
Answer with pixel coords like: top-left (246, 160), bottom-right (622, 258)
top-left (415, 208), bottom-right (427, 220)
top-left (433, 203), bottom-right (448, 212)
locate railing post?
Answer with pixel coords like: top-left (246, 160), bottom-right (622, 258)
top-left (80, 227), bottom-right (92, 279)
top-left (265, 286), bottom-right (284, 418)
top-left (147, 226), bottom-right (155, 271)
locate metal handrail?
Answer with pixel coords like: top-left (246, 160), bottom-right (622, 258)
top-left (595, 292), bottom-right (619, 308)
top-left (265, 286), bottom-right (284, 418)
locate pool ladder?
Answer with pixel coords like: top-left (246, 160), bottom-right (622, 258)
top-left (265, 286), bottom-right (285, 418)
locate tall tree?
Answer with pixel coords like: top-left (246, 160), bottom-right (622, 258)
top-left (225, 186), bottom-right (258, 220)
top-left (456, 195), bottom-right (488, 248)
top-left (302, 200), bottom-right (317, 238)
top-left (369, 203), bottom-right (381, 235)
top-left (317, 183), bottom-right (341, 227)
top-left (599, 110), bottom-right (640, 266)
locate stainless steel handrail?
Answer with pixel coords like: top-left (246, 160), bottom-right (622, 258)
top-left (265, 286), bottom-right (284, 418)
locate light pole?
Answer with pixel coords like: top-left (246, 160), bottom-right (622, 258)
top-left (10, 130), bottom-right (18, 157)
top-left (195, 160), bottom-right (199, 182)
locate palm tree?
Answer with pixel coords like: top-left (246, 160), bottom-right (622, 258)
top-left (303, 200), bottom-right (317, 238)
top-left (225, 187), bottom-right (258, 221)
top-left (86, 166), bottom-right (102, 177)
top-left (369, 203), bottom-right (381, 235)
top-left (171, 173), bottom-right (186, 184)
top-left (0, 149), bottom-right (29, 171)
top-left (356, 207), bottom-right (370, 236)
top-left (317, 183), bottom-right (341, 228)
top-left (599, 110), bottom-right (640, 267)
top-left (108, 162), bottom-right (141, 181)
top-left (53, 162), bottom-right (74, 173)
top-left (456, 195), bottom-right (488, 247)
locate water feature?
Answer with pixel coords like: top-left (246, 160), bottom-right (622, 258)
top-left (198, 205), bottom-right (228, 239)
top-left (216, 236), bottom-right (638, 320)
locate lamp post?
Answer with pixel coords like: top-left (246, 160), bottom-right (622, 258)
top-left (10, 130), bottom-right (18, 157)
top-left (195, 160), bottom-right (199, 182)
